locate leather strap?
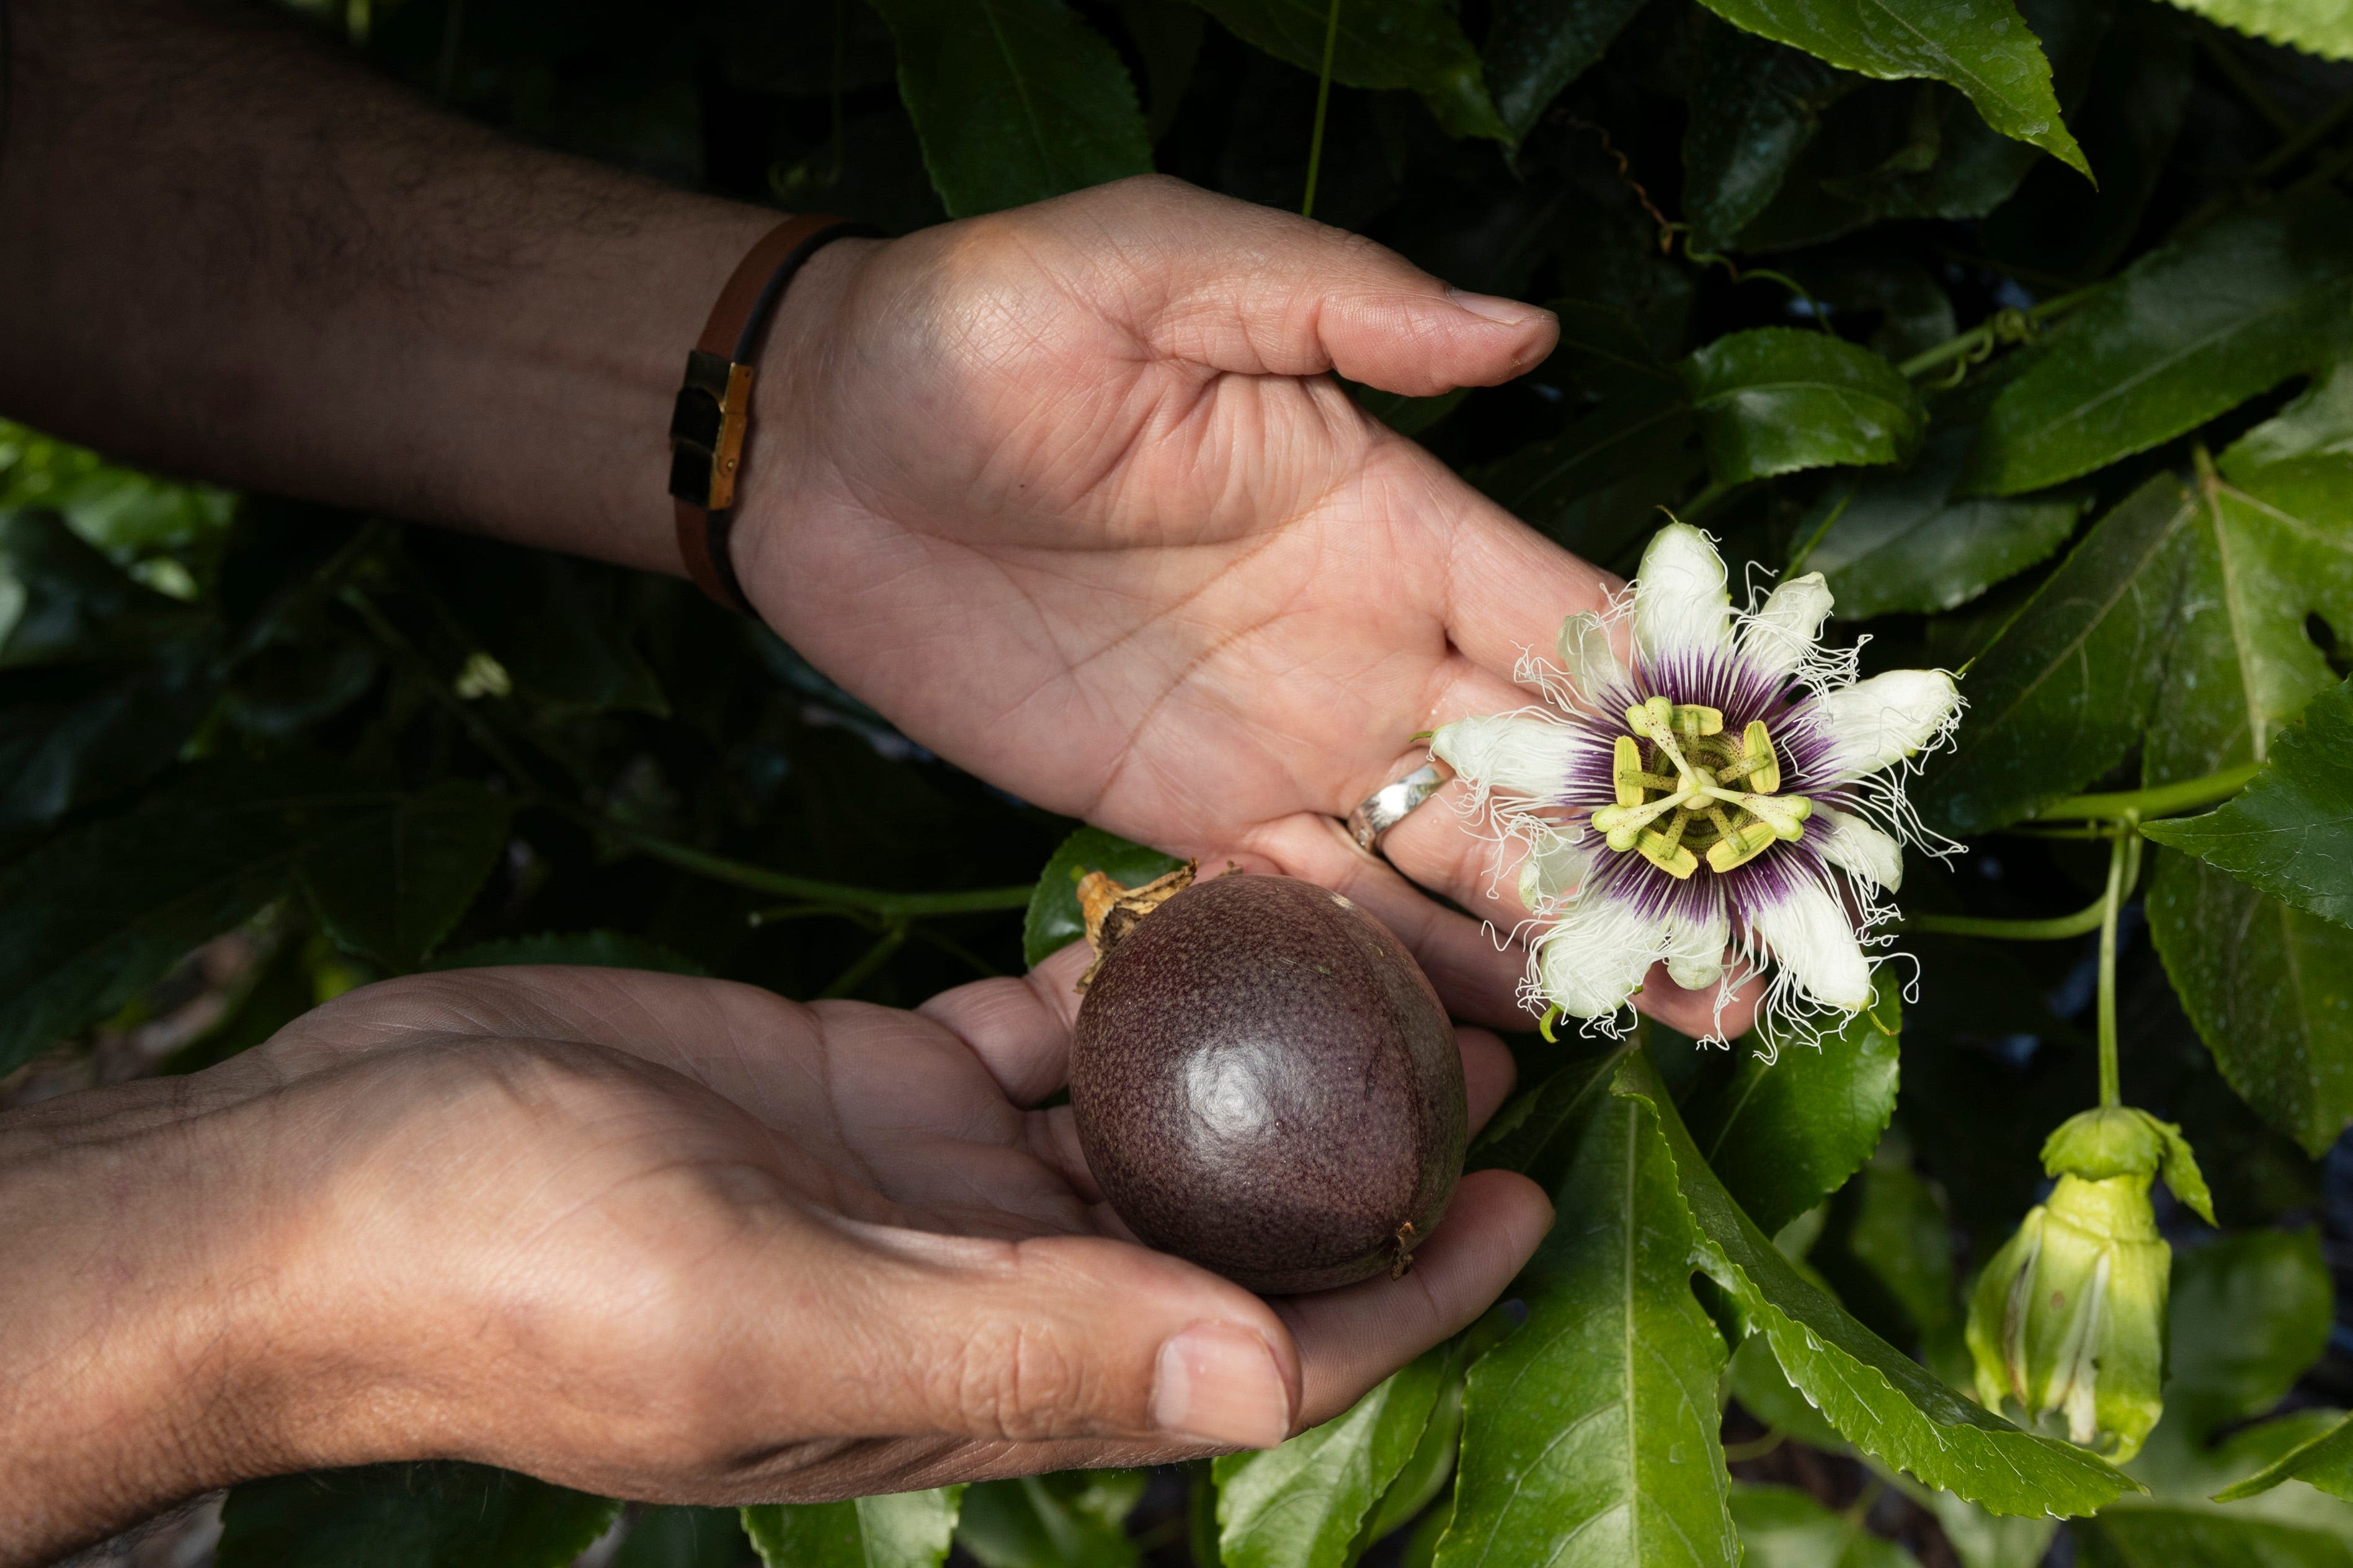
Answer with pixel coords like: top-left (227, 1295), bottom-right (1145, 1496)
top-left (669, 213), bottom-right (874, 613)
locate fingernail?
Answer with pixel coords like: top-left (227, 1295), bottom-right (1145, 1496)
top-left (1447, 287), bottom-right (1545, 327)
top-left (1150, 1323), bottom-right (1292, 1449)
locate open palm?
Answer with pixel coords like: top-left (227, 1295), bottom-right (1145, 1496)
top-left (751, 177), bottom-right (1747, 1035)
top-left (217, 949), bottom-right (1544, 1505)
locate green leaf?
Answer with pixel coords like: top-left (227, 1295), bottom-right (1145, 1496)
top-left (2218, 1413), bottom-right (2353, 1504)
top-left (1217, 1347), bottom-right (1451, 1568)
top-left (1183, 0), bottom-right (1508, 140)
top-left (1690, 0), bottom-right (2088, 175)
top-left (1681, 990), bottom-right (1902, 1238)
top-left (2164, 1229), bottom-right (2333, 1438)
top-left (1022, 825), bottom-right (1184, 967)
top-left (1970, 192), bottom-right (2353, 495)
top-left (0, 758), bottom-right (364, 1076)
top-left (2143, 407), bottom-right (2353, 1153)
top-left (425, 931), bottom-right (712, 976)
top-left (1795, 427), bottom-right (2083, 620)
top-left (1678, 329), bottom-right (1921, 485)
top-left (1436, 1089), bottom-right (1738, 1568)
top-left (1915, 474), bottom-right (2194, 837)
top-left (2144, 676), bottom-right (2353, 928)
top-left (0, 649), bottom-right (219, 828)
top-left (1731, 1482), bottom-right (1921, 1568)
top-left (2073, 1508), bottom-right (2353, 1568)
top-left (1482, 0), bottom-right (1652, 140)
top-left (959, 1471), bottom-right (1148, 1568)
top-left (216, 1463), bottom-right (620, 1568)
top-left (865, 0), bottom-right (1153, 217)
top-left (743, 1489), bottom-right (965, 1568)
top-left (2154, 0), bottom-right (2353, 61)
top-left (0, 510), bottom-right (207, 667)
top-left (1727, 1332), bottom-right (1853, 1453)
top-left (1351, 384), bottom-right (1471, 438)
top-left (1681, 19), bottom-right (1856, 252)
top-left (1467, 1044), bottom-right (1633, 1182)
top-left (1837, 1162), bottom-right (1961, 1350)
top-left (1471, 383), bottom-right (1697, 546)
top-left (1355, 1369), bottom-right (1464, 1554)
top-left (1618, 1051), bottom-right (2140, 1517)
top-left (612, 1506), bottom-right (752, 1568)
top-left (296, 780), bottom-right (514, 970)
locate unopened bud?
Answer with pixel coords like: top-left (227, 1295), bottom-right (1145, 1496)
top-left (1964, 1107), bottom-right (2211, 1463)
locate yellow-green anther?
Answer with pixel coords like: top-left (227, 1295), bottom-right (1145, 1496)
top-left (1733, 720), bottom-right (1781, 793)
top-left (1634, 821), bottom-right (1699, 878)
top-left (1669, 702), bottom-right (1724, 737)
top-left (1967, 1171), bottom-right (2168, 1462)
top-left (1706, 818), bottom-right (1779, 873)
top-left (1612, 735), bottom-right (1644, 806)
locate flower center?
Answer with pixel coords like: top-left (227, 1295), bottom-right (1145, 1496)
top-left (1586, 696), bottom-right (1811, 880)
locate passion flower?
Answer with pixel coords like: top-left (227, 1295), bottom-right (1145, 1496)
top-left (1430, 523), bottom-right (1960, 1045)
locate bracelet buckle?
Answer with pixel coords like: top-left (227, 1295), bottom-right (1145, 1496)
top-left (667, 350), bottom-right (755, 512)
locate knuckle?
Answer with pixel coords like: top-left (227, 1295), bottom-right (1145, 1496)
top-left (941, 1311), bottom-right (1100, 1442)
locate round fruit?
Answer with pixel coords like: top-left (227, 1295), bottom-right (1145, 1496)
top-left (1069, 872), bottom-right (1466, 1295)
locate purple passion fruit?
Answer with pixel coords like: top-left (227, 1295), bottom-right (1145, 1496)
top-left (1069, 871), bottom-right (1467, 1295)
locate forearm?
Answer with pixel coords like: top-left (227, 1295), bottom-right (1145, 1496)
top-left (0, 1079), bottom-right (288, 1564)
top-left (0, 0), bottom-right (779, 576)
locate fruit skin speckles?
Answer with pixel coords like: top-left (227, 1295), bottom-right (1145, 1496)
top-left (1069, 873), bottom-right (1467, 1296)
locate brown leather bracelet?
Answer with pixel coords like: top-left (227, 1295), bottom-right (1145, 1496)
top-left (668, 214), bottom-right (880, 614)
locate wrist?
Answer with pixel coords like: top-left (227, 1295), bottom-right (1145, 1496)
top-left (725, 232), bottom-right (887, 629)
top-left (0, 1081), bottom-right (305, 1561)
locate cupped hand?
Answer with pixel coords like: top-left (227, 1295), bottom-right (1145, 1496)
top-left (97, 952), bottom-right (1548, 1510)
top-left (749, 175), bottom-right (1751, 1037)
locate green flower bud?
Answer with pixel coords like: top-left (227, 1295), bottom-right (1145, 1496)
top-left (1964, 1107), bottom-right (2210, 1463)
top-left (1967, 1172), bottom-right (2169, 1461)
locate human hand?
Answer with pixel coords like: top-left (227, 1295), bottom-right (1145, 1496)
top-left (746, 176), bottom-right (1753, 1037)
top-left (0, 954), bottom-right (1549, 1562)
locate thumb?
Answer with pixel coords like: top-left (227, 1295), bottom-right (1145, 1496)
top-left (1083, 177), bottom-right (1557, 396)
top-left (798, 1225), bottom-right (1303, 1450)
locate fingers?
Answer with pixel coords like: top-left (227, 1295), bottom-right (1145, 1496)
top-left (1075, 177), bottom-right (1556, 396)
top-left (1276, 1168), bottom-right (1552, 1427)
top-left (796, 1225), bottom-right (1306, 1452)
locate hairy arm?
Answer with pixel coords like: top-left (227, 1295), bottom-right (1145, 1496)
top-left (0, 0), bottom-right (768, 574)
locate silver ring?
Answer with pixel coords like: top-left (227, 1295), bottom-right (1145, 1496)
top-left (1346, 764), bottom-right (1444, 854)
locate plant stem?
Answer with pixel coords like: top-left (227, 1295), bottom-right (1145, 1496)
top-left (824, 923), bottom-right (908, 998)
top-left (1897, 285), bottom-right (2102, 381)
top-left (567, 804), bottom-right (1034, 918)
top-left (2095, 825), bottom-right (2141, 1109)
top-left (1901, 893), bottom-right (2110, 941)
top-left (1301, 0), bottom-right (1341, 219)
top-left (2037, 763), bottom-right (2261, 823)
top-left (2252, 90), bottom-right (2353, 179)
top-left (2197, 27), bottom-right (2299, 138)
top-left (349, 588), bottom-right (1036, 923)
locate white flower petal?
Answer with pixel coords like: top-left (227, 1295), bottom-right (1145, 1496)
top-left (1813, 802), bottom-right (1904, 892)
top-left (1518, 823), bottom-right (1597, 910)
top-left (1740, 571), bottom-right (1835, 684)
top-left (1660, 893), bottom-right (1730, 992)
top-left (1536, 894), bottom-right (1663, 1018)
top-left (1634, 523), bottom-right (1735, 665)
top-left (1431, 713), bottom-right (1588, 802)
top-left (1751, 877), bottom-right (1873, 1011)
top-left (1556, 611), bottom-right (1626, 701)
top-left (1804, 668), bottom-right (1962, 781)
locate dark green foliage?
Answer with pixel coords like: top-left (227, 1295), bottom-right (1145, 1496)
top-left (14, 0), bottom-right (2353, 1562)
top-left (216, 1463), bottom-right (621, 1568)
